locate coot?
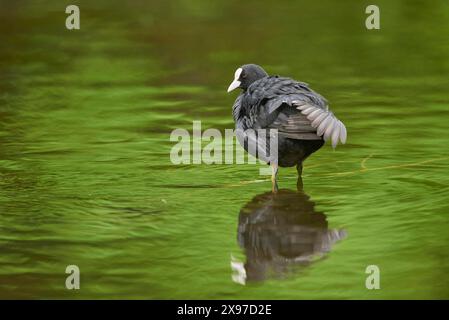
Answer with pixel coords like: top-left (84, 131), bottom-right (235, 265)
top-left (228, 64), bottom-right (347, 191)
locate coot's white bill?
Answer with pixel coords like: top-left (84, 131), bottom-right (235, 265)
top-left (227, 67), bottom-right (243, 92)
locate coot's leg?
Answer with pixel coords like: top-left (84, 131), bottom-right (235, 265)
top-left (271, 163), bottom-right (278, 193)
top-left (296, 163), bottom-right (303, 190)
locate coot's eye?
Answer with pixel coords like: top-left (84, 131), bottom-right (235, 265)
top-left (241, 72), bottom-right (247, 79)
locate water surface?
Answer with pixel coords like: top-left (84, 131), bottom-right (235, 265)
top-left (0, 0), bottom-right (448, 299)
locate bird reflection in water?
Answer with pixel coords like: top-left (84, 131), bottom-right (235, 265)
top-left (231, 189), bottom-right (346, 284)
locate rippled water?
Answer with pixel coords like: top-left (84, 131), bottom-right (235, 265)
top-left (0, 1), bottom-right (448, 299)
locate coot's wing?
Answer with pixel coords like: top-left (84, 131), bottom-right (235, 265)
top-left (244, 76), bottom-right (347, 148)
top-left (268, 100), bottom-right (347, 149)
top-left (255, 78), bottom-right (347, 148)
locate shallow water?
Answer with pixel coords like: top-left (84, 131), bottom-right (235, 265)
top-left (0, 0), bottom-right (448, 299)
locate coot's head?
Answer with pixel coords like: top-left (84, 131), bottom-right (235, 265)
top-left (227, 64), bottom-right (268, 92)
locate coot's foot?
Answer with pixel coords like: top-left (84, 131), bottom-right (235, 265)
top-left (271, 163), bottom-right (278, 193)
top-left (296, 163), bottom-right (303, 190)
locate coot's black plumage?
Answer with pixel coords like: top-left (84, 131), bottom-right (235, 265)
top-left (227, 64), bottom-right (347, 191)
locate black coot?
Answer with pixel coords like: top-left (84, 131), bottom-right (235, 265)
top-left (227, 64), bottom-right (347, 191)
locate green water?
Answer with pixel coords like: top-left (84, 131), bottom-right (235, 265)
top-left (0, 0), bottom-right (449, 299)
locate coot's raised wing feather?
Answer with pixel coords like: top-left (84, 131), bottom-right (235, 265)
top-left (295, 102), bottom-right (347, 148)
